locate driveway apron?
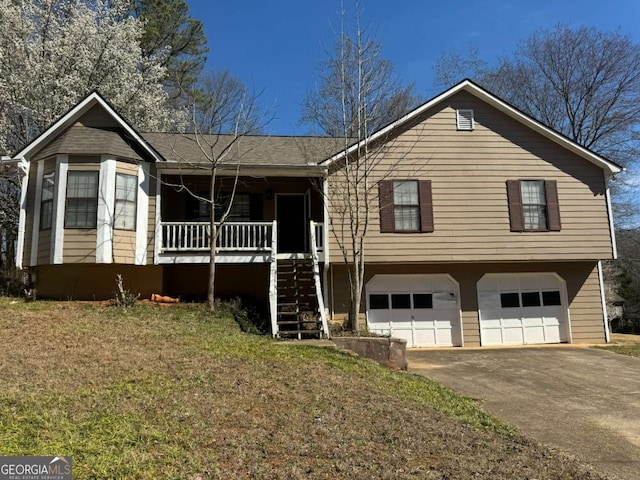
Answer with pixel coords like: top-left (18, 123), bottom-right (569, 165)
top-left (407, 347), bottom-right (640, 480)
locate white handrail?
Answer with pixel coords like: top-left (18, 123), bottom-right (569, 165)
top-left (309, 220), bottom-right (329, 338)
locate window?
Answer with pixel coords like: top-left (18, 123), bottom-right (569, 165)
top-left (500, 292), bottom-right (520, 308)
top-left (506, 180), bottom-right (561, 232)
top-left (114, 173), bottom-right (137, 230)
top-left (393, 181), bottom-right (420, 231)
top-left (40, 172), bottom-right (55, 230)
top-left (456, 109), bottom-right (474, 130)
top-left (413, 293), bottom-right (433, 309)
top-left (378, 180), bottom-right (433, 233)
top-left (369, 294), bottom-right (389, 310)
top-left (521, 291), bottom-right (542, 307)
top-left (65, 171), bottom-right (98, 228)
top-left (391, 293), bottom-right (411, 309)
top-left (521, 181), bottom-right (547, 230)
top-left (542, 291), bottom-right (562, 306)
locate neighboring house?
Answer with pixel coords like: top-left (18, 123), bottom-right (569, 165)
top-left (4, 79), bottom-right (621, 347)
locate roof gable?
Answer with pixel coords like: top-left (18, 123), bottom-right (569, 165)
top-left (13, 92), bottom-right (162, 162)
top-left (321, 79), bottom-right (623, 175)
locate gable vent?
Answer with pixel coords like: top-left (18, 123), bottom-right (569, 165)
top-left (456, 109), bottom-right (474, 130)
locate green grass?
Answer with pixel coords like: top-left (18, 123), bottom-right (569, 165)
top-left (0, 299), bottom-right (604, 479)
top-left (595, 333), bottom-right (640, 358)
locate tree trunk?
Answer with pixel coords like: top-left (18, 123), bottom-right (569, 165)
top-left (208, 171), bottom-right (216, 311)
top-left (348, 262), bottom-right (362, 330)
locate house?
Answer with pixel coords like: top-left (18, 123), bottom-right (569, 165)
top-left (5, 79), bottom-right (621, 347)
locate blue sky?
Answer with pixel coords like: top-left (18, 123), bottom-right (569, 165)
top-left (188, 0), bottom-right (640, 136)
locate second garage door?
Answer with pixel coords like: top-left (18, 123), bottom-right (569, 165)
top-left (366, 274), bottom-right (462, 347)
top-left (477, 273), bottom-right (570, 346)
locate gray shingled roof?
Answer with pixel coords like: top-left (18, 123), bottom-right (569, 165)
top-left (142, 133), bottom-right (346, 167)
top-left (33, 125), bottom-right (143, 161)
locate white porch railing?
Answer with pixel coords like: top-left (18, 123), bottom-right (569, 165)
top-left (160, 221), bottom-right (324, 254)
top-left (161, 221), bottom-right (273, 252)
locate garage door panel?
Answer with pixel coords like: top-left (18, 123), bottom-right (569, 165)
top-left (366, 274), bottom-right (461, 348)
top-left (414, 329), bottom-right (437, 346)
top-left (522, 316), bottom-right (544, 326)
top-left (478, 273), bottom-right (568, 346)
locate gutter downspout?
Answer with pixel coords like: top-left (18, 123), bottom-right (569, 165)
top-left (597, 261), bottom-right (611, 343)
top-left (604, 173), bottom-right (618, 259)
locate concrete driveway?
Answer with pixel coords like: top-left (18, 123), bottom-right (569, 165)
top-left (407, 347), bottom-right (640, 480)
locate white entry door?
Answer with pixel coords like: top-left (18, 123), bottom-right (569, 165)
top-left (477, 273), bottom-right (569, 346)
top-left (366, 274), bottom-right (461, 347)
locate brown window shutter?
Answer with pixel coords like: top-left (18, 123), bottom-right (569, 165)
top-left (545, 180), bottom-right (561, 231)
top-left (419, 180), bottom-right (434, 233)
top-left (378, 180), bottom-right (394, 233)
top-left (506, 180), bottom-right (524, 232)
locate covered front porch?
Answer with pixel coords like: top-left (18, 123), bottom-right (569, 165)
top-left (155, 175), bottom-right (327, 264)
top-left (154, 173), bottom-right (330, 339)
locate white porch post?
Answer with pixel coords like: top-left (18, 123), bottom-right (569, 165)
top-left (51, 155), bottom-right (68, 264)
top-left (96, 156), bottom-right (116, 263)
top-left (269, 220), bottom-right (278, 337)
top-left (154, 172), bottom-right (162, 264)
top-left (310, 220), bottom-right (329, 338)
top-left (135, 163), bottom-right (150, 265)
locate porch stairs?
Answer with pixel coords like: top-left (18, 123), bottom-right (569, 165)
top-left (268, 220), bottom-right (329, 339)
top-left (275, 259), bottom-right (323, 338)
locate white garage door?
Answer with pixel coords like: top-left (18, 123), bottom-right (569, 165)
top-left (477, 273), bottom-right (569, 346)
top-left (366, 274), bottom-right (461, 347)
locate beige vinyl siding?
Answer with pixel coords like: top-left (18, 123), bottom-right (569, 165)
top-left (36, 159), bottom-right (56, 265)
top-left (565, 263), bottom-right (606, 343)
top-left (76, 104), bottom-right (120, 129)
top-left (116, 160), bottom-right (138, 175)
top-left (113, 231), bottom-right (136, 263)
top-left (63, 229), bottom-right (97, 263)
top-left (329, 261), bottom-right (605, 347)
top-left (328, 91), bottom-right (613, 264)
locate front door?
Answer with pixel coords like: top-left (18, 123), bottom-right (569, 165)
top-left (276, 194), bottom-right (307, 253)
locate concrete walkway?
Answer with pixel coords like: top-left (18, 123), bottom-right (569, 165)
top-left (407, 347), bottom-right (640, 480)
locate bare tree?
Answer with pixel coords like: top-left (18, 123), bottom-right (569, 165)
top-left (302, 4), bottom-right (420, 330)
top-left (166, 70), bottom-right (265, 311)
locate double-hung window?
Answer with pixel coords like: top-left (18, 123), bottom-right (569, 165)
top-left (378, 179), bottom-right (434, 233)
top-left (40, 172), bottom-right (55, 230)
top-left (114, 173), bottom-right (137, 230)
top-left (506, 179), bottom-right (561, 232)
top-left (393, 181), bottom-right (420, 231)
top-left (65, 171), bottom-right (98, 228)
top-left (520, 180), bottom-right (547, 230)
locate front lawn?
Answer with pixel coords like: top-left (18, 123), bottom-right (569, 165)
top-left (0, 299), bottom-right (605, 478)
top-left (595, 332), bottom-right (640, 358)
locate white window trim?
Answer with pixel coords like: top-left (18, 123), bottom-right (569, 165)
top-left (135, 163), bottom-right (150, 265)
top-left (96, 156), bottom-right (116, 263)
top-left (51, 155), bottom-right (68, 264)
top-left (30, 161), bottom-right (44, 267)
